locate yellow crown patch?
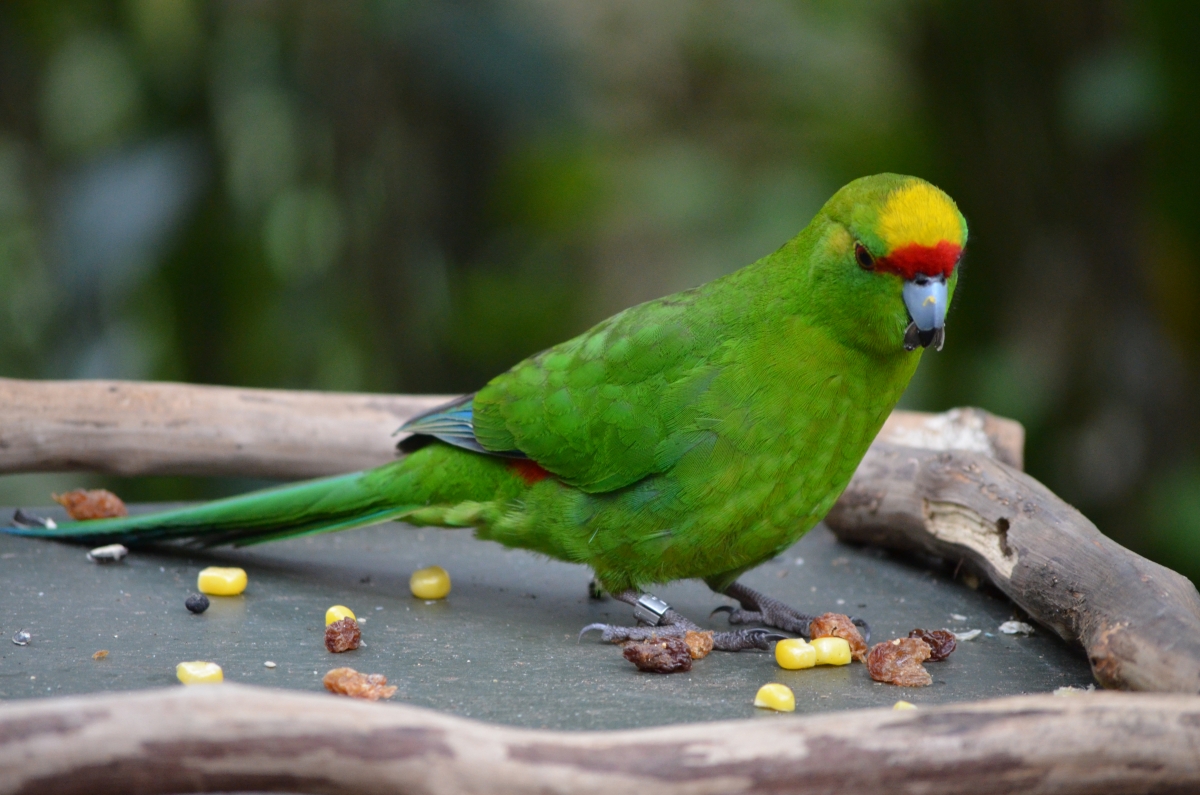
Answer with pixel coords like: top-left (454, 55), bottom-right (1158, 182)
top-left (877, 182), bottom-right (963, 252)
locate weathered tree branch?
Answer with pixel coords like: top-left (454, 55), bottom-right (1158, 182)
top-left (1, 684), bottom-right (1197, 795)
top-left (0, 377), bottom-right (450, 479)
top-left (876, 404), bottom-right (1024, 471)
top-left (824, 443), bottom-right (1200, 693)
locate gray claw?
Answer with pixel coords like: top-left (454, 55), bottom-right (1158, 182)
top-left (850, 616), bottom-right (871, 644)
top-left (709, 605), bottom-right (735, 617)
top-left (578, 623), bottom-right (608, 641)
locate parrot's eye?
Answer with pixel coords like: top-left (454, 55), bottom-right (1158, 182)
top-left (854, 242), bottom-right (875, 270)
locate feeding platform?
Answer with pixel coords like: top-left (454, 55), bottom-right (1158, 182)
top-left (1, 378), bottom-right (1198, 794)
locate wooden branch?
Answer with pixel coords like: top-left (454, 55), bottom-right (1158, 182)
top-left (0, 378), bottom-right (1023, 480)
top-left (825, 443), bottom-right (1200, 693)
top-left (0, 378), bottom-right (450, 480)
top-left (0, 686), bottom-right (1195, 795)
top-left (1, 684), bottom-right (1198, 795)
top-left (876, 405), bottom-right (1025, 471)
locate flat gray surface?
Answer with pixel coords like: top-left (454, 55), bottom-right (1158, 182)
top-left (0, 504), bottom-right (1093, 730)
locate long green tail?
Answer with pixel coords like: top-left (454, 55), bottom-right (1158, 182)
top-left (0, 442), bottom-right (532, 549)
top-left (0, 467), bottom-right (418, 548)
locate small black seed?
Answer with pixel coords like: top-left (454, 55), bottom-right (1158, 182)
top-left (185, 593), bottom-right (210, 614)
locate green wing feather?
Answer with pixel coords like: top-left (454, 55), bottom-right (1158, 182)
top-left (471, 284), bottom-right (744, 493)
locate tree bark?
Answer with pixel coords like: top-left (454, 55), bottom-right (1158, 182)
top-left (0, 377), bottom-right (450, 480)
top-left (0, 684), bottom-right (1197, 795)
top-left (824, 443), bottom-right (1200, 693)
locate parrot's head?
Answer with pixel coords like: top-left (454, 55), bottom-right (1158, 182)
top-left (807, 174), bottom-right (967, 356)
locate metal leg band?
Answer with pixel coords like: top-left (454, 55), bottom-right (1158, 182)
top-left (632, 594), bottom-right (671, 626)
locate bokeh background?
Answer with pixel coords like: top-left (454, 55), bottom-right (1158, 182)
top-left (0, 1), bottom-right (1197, 582)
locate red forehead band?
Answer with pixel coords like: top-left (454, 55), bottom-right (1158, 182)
top-left (875, 240), bottom-right (961, 280)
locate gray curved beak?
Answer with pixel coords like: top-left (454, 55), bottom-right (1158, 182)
top-left (902, 277), bottom-right (947, 351)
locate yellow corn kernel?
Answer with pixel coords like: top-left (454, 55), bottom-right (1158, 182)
top-left (753, 683), bottom-right (795, 712)
top-left (197, 566), bottom-right (247, 596)
top-left (810, 636), bottom-right (852, 666)
top-left (325, 605), bottom-right (356, 626)
top-left (893, 700), bottom-right (918, 710)
top-left (410, 565), bottom-right (451, 600)
top-left (176, 661), bottom-right (223, 684)
top-left (774, 638), bottom-right (817, 670)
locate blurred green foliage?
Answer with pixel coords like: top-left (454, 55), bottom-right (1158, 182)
top-left (0, 1), bottom-right (1197, 582)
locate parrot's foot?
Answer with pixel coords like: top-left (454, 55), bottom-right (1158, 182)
top-left (578, 590), bottom-right (785, 652)
top-left (712, 581), bottom-right (871, 643)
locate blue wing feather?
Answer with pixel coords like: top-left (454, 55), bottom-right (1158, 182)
top-left (398, 394), bottom-right (526, 458)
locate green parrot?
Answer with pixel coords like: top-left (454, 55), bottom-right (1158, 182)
top-left (3, 173), bottom-right (966, 651)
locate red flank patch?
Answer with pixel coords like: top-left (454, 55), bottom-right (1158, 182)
top-left (511, 459), bottom-right (551, 485)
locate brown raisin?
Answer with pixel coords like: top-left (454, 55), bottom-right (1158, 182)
top-left (908, 628), bottom-right (957, 661)
top-left (684, 630), bottom-right (714, 660)
top-left (323, 667), bottom-right (397, 700)
top-left (867, 637), bottom-right (933, 687)
top-left (622, 635), bottom-right (692, 673)
top-left (809, 612), bottom-right (868, 662)
top-left (52, 489), bottom-right (128, 520)
top-left (324, 617), bottom-right (361, 653)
